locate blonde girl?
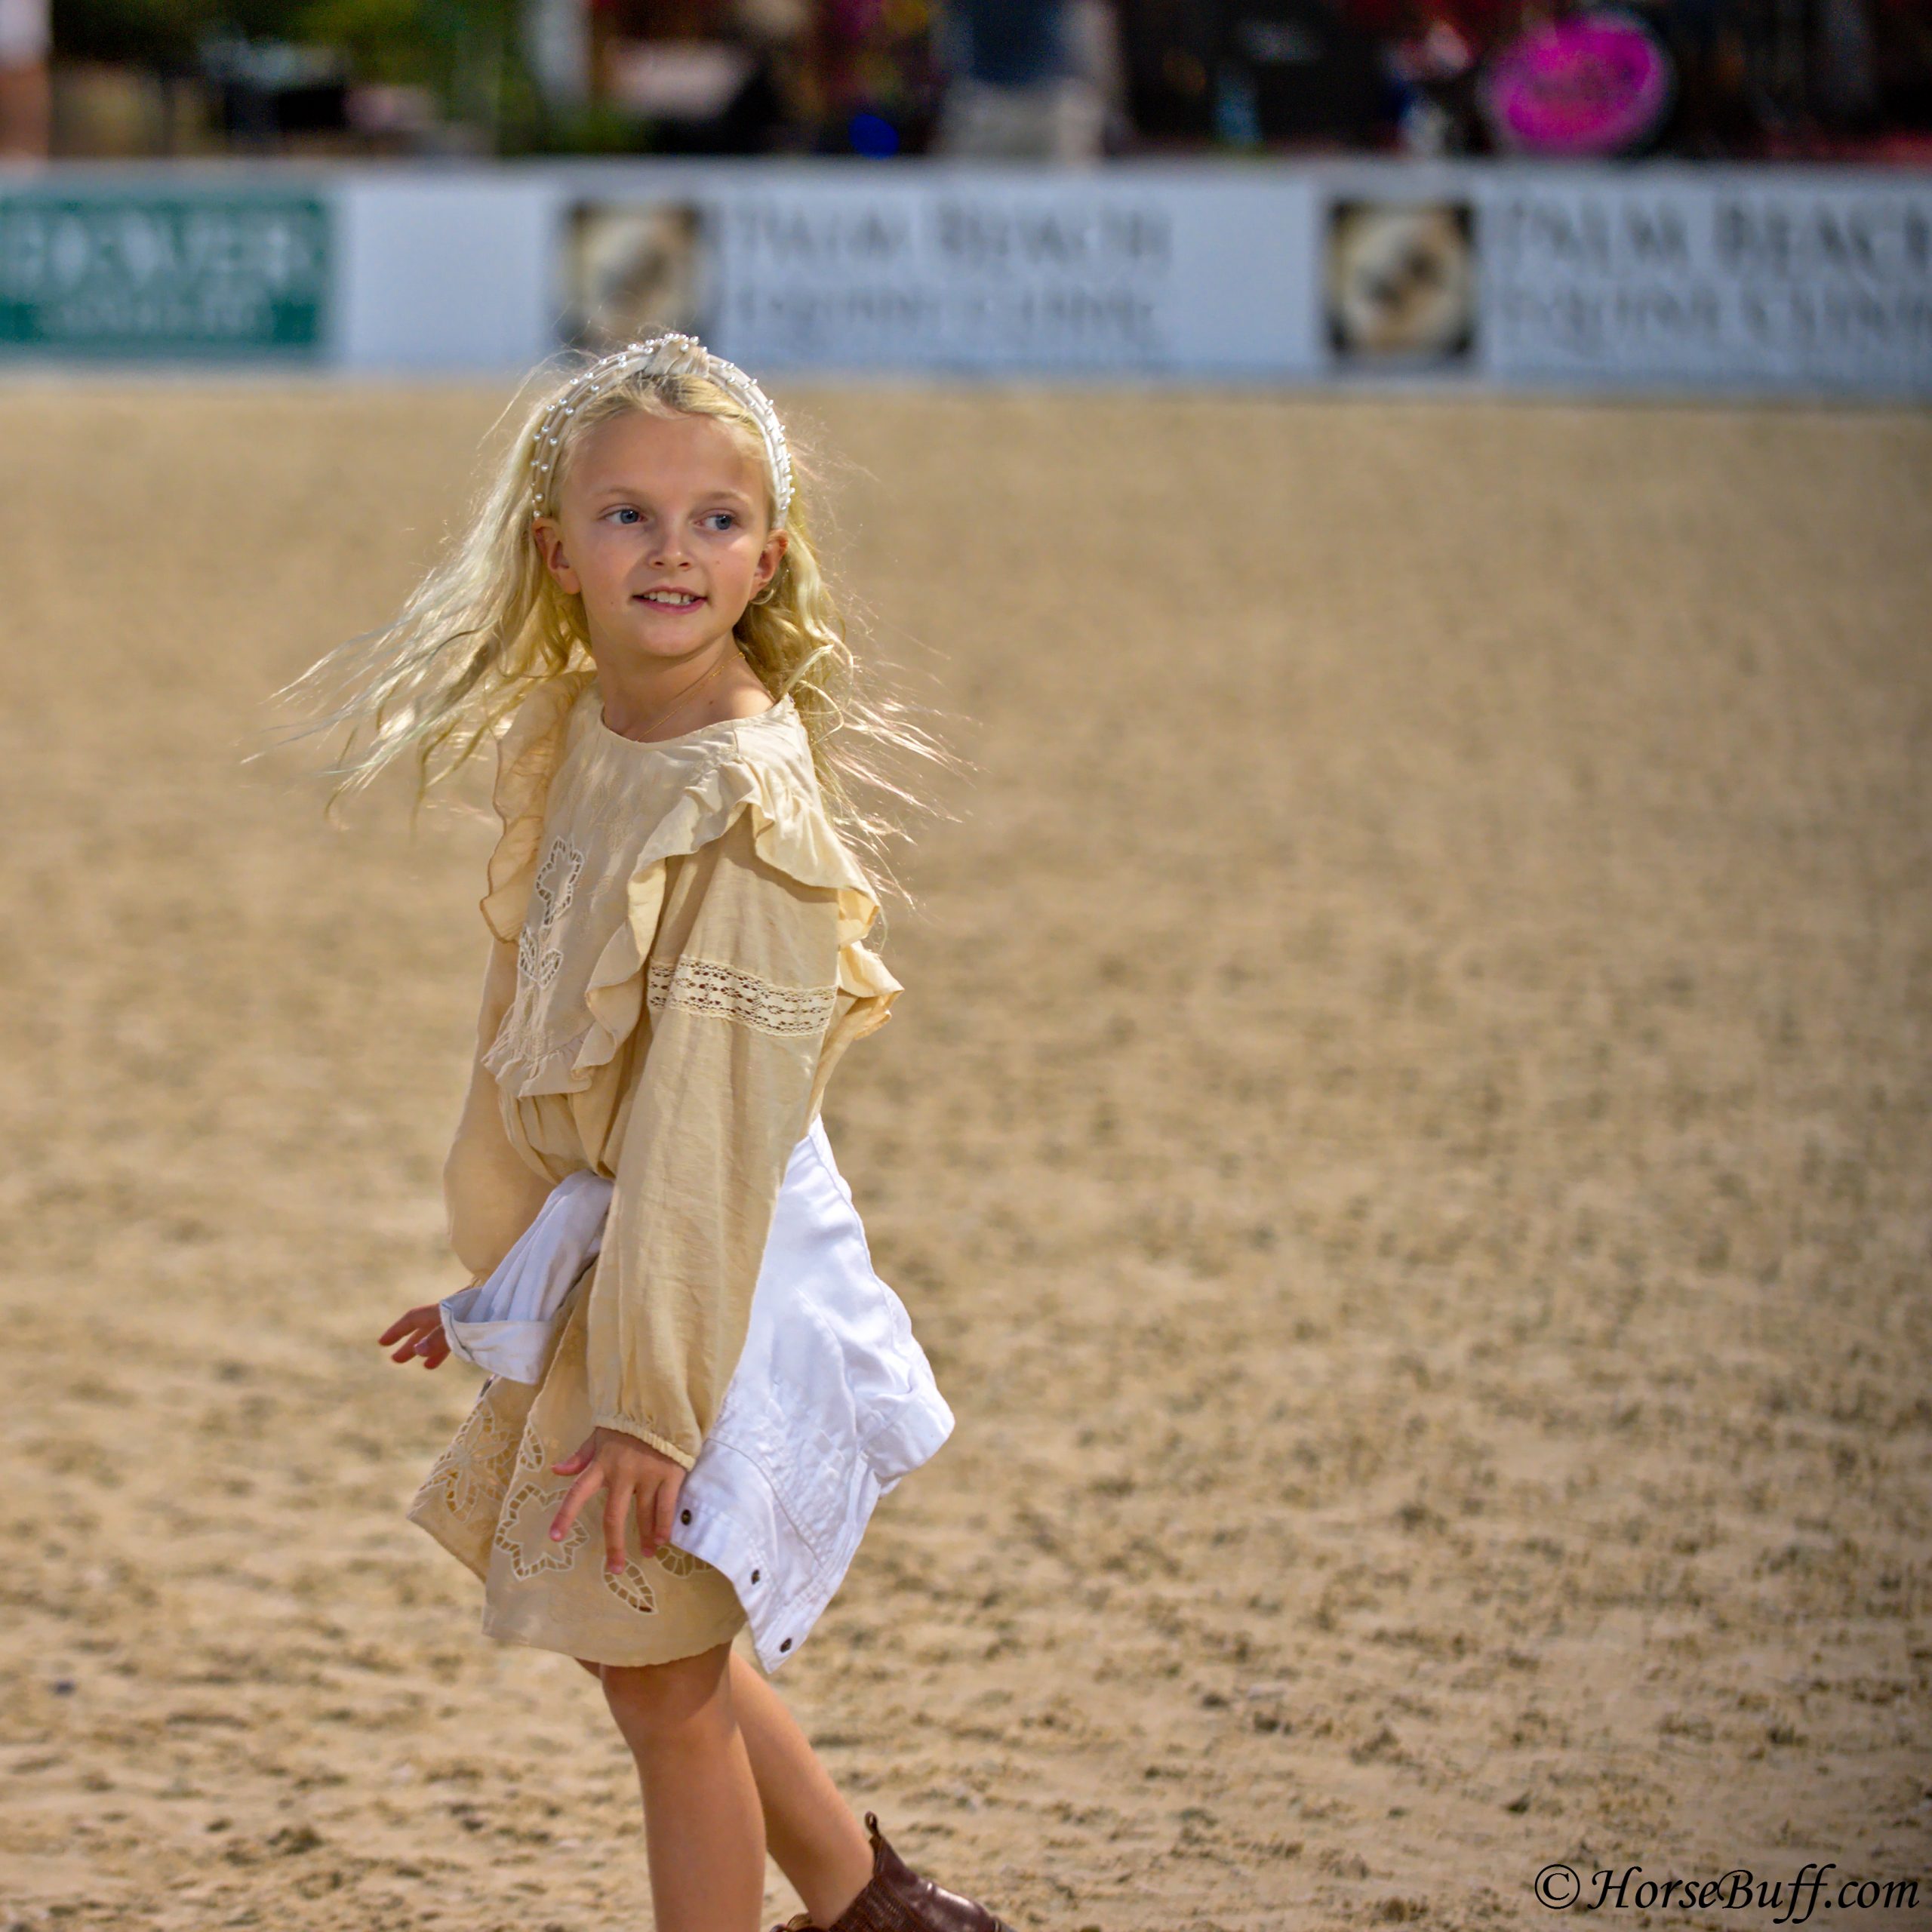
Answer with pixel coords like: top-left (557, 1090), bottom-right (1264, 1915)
top-left (278, 335), bottom-right (1014, 1932)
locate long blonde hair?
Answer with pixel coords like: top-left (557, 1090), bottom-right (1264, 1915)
top-left (263, 355), bottom-right (948, 890)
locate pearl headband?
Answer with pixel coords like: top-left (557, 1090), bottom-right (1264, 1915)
top-left (528, 331), bottom-right (794, 527)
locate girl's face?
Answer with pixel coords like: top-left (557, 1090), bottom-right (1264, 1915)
top-left (532, 405), bottom-right (787, 664)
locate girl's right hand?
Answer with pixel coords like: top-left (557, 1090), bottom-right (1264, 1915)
top-left (377, 1304), bottom-right (451, 1370)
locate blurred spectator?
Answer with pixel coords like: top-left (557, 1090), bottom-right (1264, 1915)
top-left (514, 0), bottom-right (798, 153)
top-left (525, 0), bottom-right (589, 106)
top-left (21, 0), bottom-right (1932, 159)
top-left (796, 0), bottom-right (943, 155)
top-left (1626, 0), bottom-right (1900, 157)
top-left (599, 32), bottom-right (762, 150)
top-left (1068, 0), bottom-right (1133, 151)
top-left (1218, 3), bottom-right (1389, 148)
top-left (1, 0), bottom-right (51, 153)
top-left (1116, 0), bottom-right (1390, 150)
top-left (712, 0), bottom-right (805, 149)
top-left (1632, 0), bottom-right (1749, 155)
top-left (202, 32), bottom-right (349, 146)
top-left (934, 0), bottom-right (1122, 159)
top-left (1386, 8), bottom-right (1478, 153)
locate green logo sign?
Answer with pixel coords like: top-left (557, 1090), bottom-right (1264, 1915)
top-left (0, 195), bottom-right (330, 358)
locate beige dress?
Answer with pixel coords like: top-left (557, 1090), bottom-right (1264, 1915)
top-left (408, 670), bottom-right (900, 1667)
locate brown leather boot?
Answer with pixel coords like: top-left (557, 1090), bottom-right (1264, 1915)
top-left (770, 1810), bottom-right (1018, 1932)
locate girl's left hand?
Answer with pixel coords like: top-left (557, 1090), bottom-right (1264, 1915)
top-left (548, 1429), bottom-right (687, 1572)
top-left (377, 1304), bottom-right (451, 1369)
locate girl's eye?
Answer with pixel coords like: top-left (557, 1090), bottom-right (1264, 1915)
top-left (602, 508), bottom-right (734, 529)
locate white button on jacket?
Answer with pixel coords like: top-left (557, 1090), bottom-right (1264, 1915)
top-left (441, 1115), bottom-right (953, 1673)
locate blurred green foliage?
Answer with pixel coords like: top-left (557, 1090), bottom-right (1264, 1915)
top-left (51, 0), bottom-right (583, 154)
top-left (49, 0), bottom-right (773, 149)
top-left (53, 0), bottom-right (525, 96)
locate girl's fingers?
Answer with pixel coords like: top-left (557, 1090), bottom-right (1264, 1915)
top-left (380, 1307), bottom-right (439, 1349)
top-left (386, 1316), bottom-right (438, 1363)
top-left (551, 1438), bottom-right (595, 1477)
top-left (603, 1487), bottom-right (632, 1574)
top-left (550, 1465), bottom-right (603, 1542)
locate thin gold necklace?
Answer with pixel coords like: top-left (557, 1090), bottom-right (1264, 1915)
top-left (611, 649), bottom-right (732, 743)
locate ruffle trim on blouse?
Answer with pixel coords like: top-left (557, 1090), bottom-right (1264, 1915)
top-left (478, 672), bottom-right (901, 1101)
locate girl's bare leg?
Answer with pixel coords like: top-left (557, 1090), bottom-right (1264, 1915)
top-left (598, 1641), bottom-right (765, 1932)
top-left (574, 1649), bottom-right (874, 1929)
top-left (725, 1649), bottom-right (875, 1926)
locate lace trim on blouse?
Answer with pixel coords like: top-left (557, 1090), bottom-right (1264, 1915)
top-left (645, 955), bottom-right (838, 1038)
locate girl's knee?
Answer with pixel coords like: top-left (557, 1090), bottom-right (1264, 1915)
top-left (600, 1644), bottom-right (732, 1750)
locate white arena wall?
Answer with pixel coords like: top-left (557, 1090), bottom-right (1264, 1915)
top-left (0, 158), bottom-right (1926, 397)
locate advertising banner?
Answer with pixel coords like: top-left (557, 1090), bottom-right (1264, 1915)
top-left (558, 170), bottom-right (1321, 380)
top-left (0, 189), bottom-right (330, 359)
top-left (1, 160), bottom-right (1926, 397)
top-left (547, 162), bottom-right (1930, 395)
top-left (1476, 169), bottom-right (1931, 392)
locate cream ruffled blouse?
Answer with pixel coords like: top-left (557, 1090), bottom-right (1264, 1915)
top-left (440, 669), bottom-right (900, 1472)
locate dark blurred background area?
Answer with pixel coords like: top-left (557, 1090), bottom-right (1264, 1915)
top-left (3, 0), bottom-right (1929, 165)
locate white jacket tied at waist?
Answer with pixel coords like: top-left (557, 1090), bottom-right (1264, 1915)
top-left (438, 1118), bottom-right (954, 1673)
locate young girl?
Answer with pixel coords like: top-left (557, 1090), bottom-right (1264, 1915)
top-left (279, 334), bottom-right (1015, 1932)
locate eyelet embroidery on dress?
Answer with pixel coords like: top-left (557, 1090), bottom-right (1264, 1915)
top-left (603, 1558), bottom-right (658, 1614)
top-left (415, 1388), bottom-right (519, 1527)
top-left (494, 1476), bottom-right (590, 1579)
top-left (518, 835), bottom-right (585, 988)
top-left (481, 1425), bottom-right (666, 1615)
top-left (646, 955), bottom-right (837, 1038)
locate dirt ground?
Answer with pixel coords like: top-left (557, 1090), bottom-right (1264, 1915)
top-left (0, 381), bottom-right (1926, 1932)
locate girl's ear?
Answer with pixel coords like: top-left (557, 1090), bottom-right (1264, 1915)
top-left (754, 528), bottom-right (789, 597)
top-left (532, 515), bottom-right (581, 596)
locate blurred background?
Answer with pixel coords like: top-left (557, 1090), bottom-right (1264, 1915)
top-left (0, 2), bottom-right (1927, 392)
top-left (5, 0), bottom-right (1932, 167)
